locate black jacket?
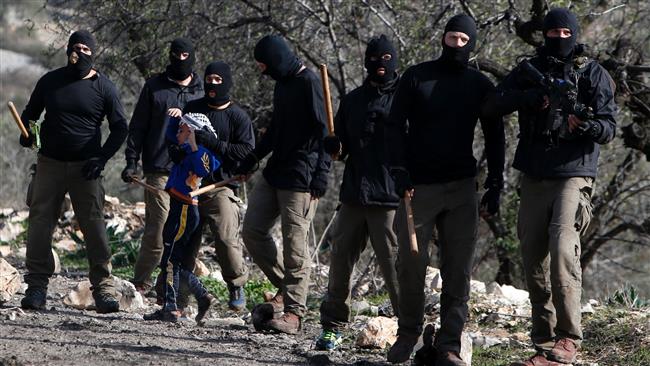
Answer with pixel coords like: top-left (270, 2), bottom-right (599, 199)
top-left (125, 72), bottom-right (203, 174)
top-left (183, 98), bottom-right (255, 188)
top-left (21, 67), bottom-right (127, 162)
top-left (336, 78), bottom-right (400, 207)
top-left (483, 53), bottom-right (617, 178)
top-left (254, 68), bottom-right (331, 192)
top-left (386, 59), bottom-right (505, 185)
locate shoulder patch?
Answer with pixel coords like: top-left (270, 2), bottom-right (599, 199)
top-left (201, 152), bottom-right (210, 172)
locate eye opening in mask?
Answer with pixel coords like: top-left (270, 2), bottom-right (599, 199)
top-left (171, 51), bottom-right (190, 60)
top-left (370, 53), bottom-right (393, 62)
top-left (72, 43), bottom-right (92, 55)
top-left (546, 28), bottom-right (572, 38)
top-left (205, 74), bottom-right (223, 84)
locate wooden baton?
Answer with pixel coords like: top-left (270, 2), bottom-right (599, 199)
top-left (7, 101), bottom-right (29, 138)
top-left (130, 177), bottom-right (163, 194)
top-left (404, 192), bottom-right (418, 255)
top-left (319, 64), bottom-right (335, 136)
top-left (189, 176), bottom-right (240, 198)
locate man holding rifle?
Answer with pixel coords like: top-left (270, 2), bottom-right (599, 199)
top-left (385, 15), bottom-right (505, 365)
top-left (483, 8), bottom-right (617, 366)
top-left (18, 30), bottom-right (128, 313)
top-left (181, 61), bottom-right (255, 311)
top-left (235, 35), bottom-right (331, 334)
top-left (315, 35), bottom-right (401, 351)
top-left (122, 38), bottom-right (203, 295)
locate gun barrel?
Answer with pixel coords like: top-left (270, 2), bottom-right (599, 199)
top-left (520, 60), bottom-right (546, 86)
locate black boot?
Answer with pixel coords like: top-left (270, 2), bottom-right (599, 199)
top-left (21, 287), bottom-right (47, 310)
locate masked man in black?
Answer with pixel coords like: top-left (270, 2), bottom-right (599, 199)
top-left (385, 15), bottom-right (505, 365)
top-left (236, 35), bottom-right (331, 334)
top-left (180, 61), bottom-right (255, 311)
top-left (19, 30), bottom-right (128, 313)
top-left (483, 8), bottom-right (617, 366)
top-left (315, 35), bottom-right (401, 351)
top-left (122, 38), bottom-right (203, 294)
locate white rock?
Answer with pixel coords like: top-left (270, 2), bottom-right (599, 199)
top-left (588, 299), bottom-right (600, 306)
top-left (0, 245), bottom-right (11, 257)
top-left (500, 285), bottom-right (530, 304)
top-left (209, 269), bottom-right (225, 283)
top-left (425, 266), bottom-right (440, 285)
top-left (460, 331), bottom-right (473, 365)
top-left (431, 273), bottom-right (443, 291)
top-left (104, 195), bottom-right (121, 206)
top-left (0, 222), bottom-right (24, 242)
top-left (9, 211), bottom-right (29, 223)
top-left (581, 303), bottom-right (595, 314)
top-left (63, 277), bottom-right (146, 312)
top-left (0, 208), bottom-right (14, 216)
top-left (0, 258), bottom-right (22, 303)
top-left (470, 332), bottom-right (502, 348)
top-left (15, 247), bottom-right (26, 260)
top-left (355, 316), bottom-right (398, 349)
top-left (194, 259), bottom-right (210, 277)
top-left (54, 239), bottom-right (77, 252)
top-left (52, 249), bottom-right (61, 274)
top-left (486, 281), bottom-right (504, 296)
top-left (351, 300), bottom-right (371, 314)
top-left (106, 216), bottom-right (129, 236)
top-left (470, 280), bottom-right (486, 294)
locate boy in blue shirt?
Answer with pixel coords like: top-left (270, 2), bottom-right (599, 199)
top-left (144, 113), bottom-right (220, 323)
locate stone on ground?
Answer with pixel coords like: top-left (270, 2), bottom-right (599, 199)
top-left (0, 258), bottom-right (21, 304)
top-left (63, 276), bottom-right (146, 311)
top-left (355, 316), bottom-right (398, 349)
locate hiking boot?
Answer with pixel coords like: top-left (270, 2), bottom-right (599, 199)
top-left (21, 287), bottom-right (47, 310)
top-left (195, 293), bottom-right (215, 325)
top-left (315, 328), bottom-right (343, 351)
top-left (387, 333), bottom-right (419, 363)
top-left (436, 350), bottom-right (468, 366)
top-left (510, 353), bottom-right (563, 366)
top-left (93, 292), bottom-right (120, 314)
top-left (263, 290), bottom-right (284, 312)
top-left (227, 285), bottom-right (246, 311)
top-left (143, 309), bottom-right (180, 322)
top-left (547, 338), bottom-right (578, 364)
top-left (266, 312), bottom-right (301, 334)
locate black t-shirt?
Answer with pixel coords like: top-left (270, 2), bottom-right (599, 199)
top-left (21, 67), bottom-right (128, 162)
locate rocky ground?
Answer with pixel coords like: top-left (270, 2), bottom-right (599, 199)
top-left (1, 202), bottom-right (649, 366)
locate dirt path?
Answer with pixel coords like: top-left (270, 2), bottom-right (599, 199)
top-left (0, 275), bottom-right (387, 366)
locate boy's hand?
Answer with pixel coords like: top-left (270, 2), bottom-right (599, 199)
top-left (167, 108), bottom-right (182, 118)
top-left (187, 128), bottom-right (198, 152)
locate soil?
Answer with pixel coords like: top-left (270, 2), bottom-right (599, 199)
top-left (0, 273), bottom-right (388, 366)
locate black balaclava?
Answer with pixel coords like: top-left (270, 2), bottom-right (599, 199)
top-left (66, 30), bottom-right (96, 79)
top-left (439, 14), bottom-right (477, 69)
top-left (364, 34), bottom-right (398, 84)
top-left (543, 8), bottom-right (579, 59)
top-left (253, 35), bottom-right (302, 81)
top-left (166, 37), bottom-right (195, 81)
top-left (204, 61), bottom-right (233, 106)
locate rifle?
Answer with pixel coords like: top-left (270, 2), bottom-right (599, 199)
top-left (519, 60), bottom-right (593, 147)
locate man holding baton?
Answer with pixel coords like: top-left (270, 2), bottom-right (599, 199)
top-left (385, 15), bottom-right (505, 365)
top-left (18, 30), bottom-right (128, 313)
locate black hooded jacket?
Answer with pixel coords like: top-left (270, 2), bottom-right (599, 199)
top-left (482, 51), bottom-right (618, 179)
top-left (125, 72), bottom-right (203, 173)
top-left (336, 77), bottom-right (401, 207)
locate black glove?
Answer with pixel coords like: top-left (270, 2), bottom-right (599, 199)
top-left (390, 168), bottom-right (413, 197)
top-left (309, 176), bottom-right (328, 199)
top-left (480, 177), bottom-right (503, 216)
top-left (575, 119), bottom-right (602, 138)
top-left (323, 135), bottom-right (342, 156)
top-left (121, 160), bottom-right (138, 183)
top-left (19, 133), bottom-right (34, 148)
top-left (82, 157), bottom-right (106, 180)
top-left (167, 144), bottom-right (186, 164)
top-left (195, 129), bottom-right (220, 151)
top-left (233, 153), bottom-right (259, 176)
top-left (519, 88), bottom-right (547, 111)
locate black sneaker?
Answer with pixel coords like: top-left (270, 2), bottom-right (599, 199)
top-left (143, 309), bottom-right (180, 322)
top-left (196, 293), bottom-right (215, 325)
top-left (21, 287), bottom-right (47, 310)
top-left (93, 292), bottom-right (120, 314)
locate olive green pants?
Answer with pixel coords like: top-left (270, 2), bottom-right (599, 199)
top-left (25, 154), bottom-right (115, 295)
top-left (518, 175), bottom-right (593, 351)
top-left (242, 177), bottom-right (318, 317)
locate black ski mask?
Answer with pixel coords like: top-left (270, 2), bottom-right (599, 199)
top-left (543, 8), bottom-right (579, 59)
top-left (66, 30), bottom-right (96, 79)
top-left (253, 35), bottom-right (302, 81)
top-left (166, 38), bottom-right (195, 81)
top-left (204, 61), bottom-right (233, 106)
top-left (439, 14), bottom-right (477, 69)
top-left (364, 34), bottom-right (398, 84)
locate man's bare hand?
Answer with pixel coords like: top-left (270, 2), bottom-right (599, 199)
top-left (167, 108), bottom-right (182, 118)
